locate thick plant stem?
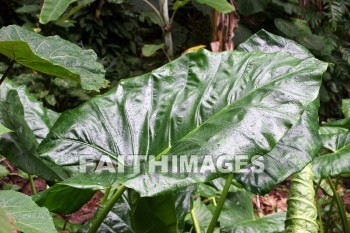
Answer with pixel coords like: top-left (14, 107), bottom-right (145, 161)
top-left (190, 208), bottom-right (201, 233)
top-left (207, 173), bottom-right (234, 233)
top-left (0, 60), bottom-right (15, 86)
top-left (326, 177), bottom-right (350, 233)
top-left (160, 0), bottom-right (173, 59)
top-left (88, 185), bottom-right (127, 233)
top-left (28, 174), bottom-right (37, 195)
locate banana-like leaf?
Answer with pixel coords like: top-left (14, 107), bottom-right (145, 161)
top-left (285, 164), bottom-right (318, 233)
top-left (313, 125), bottom-right (350, 178)
top-left (0, 190), bottom-right (56, 233)
top-left (39, 0), bottom-right (76, 24)
top-left (194, 0), bottom-right (234, 13)
top-left (38, 48), bottom-right (326, 196)
top-left (0, 25), bottom-right (109, 91)
top-left (0, 80), bottom-right (62, 179)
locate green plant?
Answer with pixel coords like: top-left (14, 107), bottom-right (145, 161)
top-left (0, 24), bottom-right (334, 233)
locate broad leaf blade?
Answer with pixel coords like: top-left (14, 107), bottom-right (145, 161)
top-left (194, 0), bottom-right (234, 13)
top-left (313, 125), bottom-right (350, 178)
top-left (285, 164), bottom-right (318, 232)
top-left (40, 0), bottom-right (76, 24)
top-left (38, 49), bottom-right (327, 196)
top-left (0, 190), bottom-right (56, 233)
top-left (0, 80), bottom-right (63, 180)
top-left (237, 29), bottom-right (313, 59)
top-left (0, 25), bottom-right (109, 91)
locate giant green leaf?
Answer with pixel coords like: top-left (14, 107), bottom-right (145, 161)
top-left (194, 0), bottom-right (234, 13)
top-left (39, 0), bottom-right (76, 24)
top-left (313, 125), bottom-right (350, 178)
top-left (237, 29), bottom-right (313, 59)
top-left (0, 190), bottom-right (56, 233)
top-left (0, 80), bottom-right (63, 180)
top-left (285, 164), bottom-right (318, 233)
top-left (38, 48), bottom-right (327, 197)
top-left (0, 25), bottom-right (109, 91)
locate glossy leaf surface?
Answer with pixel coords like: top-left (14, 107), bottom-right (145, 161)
top-left (313, 125), bottom-right (350, 178)
top-left (0, 25), bottom-right (109, 91)
top-left (285, 164), bottom-right (318, 232)
top-left (0, 80), bottom-right (61, 179)
top-left (0, 190), bottom-right (56, 233)
top-left (237, 29), bottom-right (313, 59)
top-left (39, 0), bottom-right (75, 24)
top-left (38, 48), bottom-right (326, 196)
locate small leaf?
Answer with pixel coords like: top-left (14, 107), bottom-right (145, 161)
top-left (0, 25), bottom-right (109, 91)
top-left (342, 99), bottom-right (350, 117)
top-left (220, 190), bottom-right (286, 233)
top-left (0, 190), bottom-right (56, 233)
top-left (40, 0), bottom-right (76, 24)
top-left (0, 124), bottom-right (12, 135)
top-left (194, 0), bottom-right (234, 13)
top-left (285, 164), bottom-right (318, 233)
top-left (142, 43), bottom-right (164, 57)
top-left (313, 125), bottom-right (350, 178)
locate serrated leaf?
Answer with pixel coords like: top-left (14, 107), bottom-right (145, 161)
top-left (0, 80), bottom-right (62, 180)
top-left (0, 25), bottom-right (109, 91)
top-left (0, 190), bottom-right (56, 233)
top-left (285, 164), bottom-right (318, 233)
top-left (40, 0), bottom-right (76, 24)
top-left (194, 0), bottom-right (234, 13)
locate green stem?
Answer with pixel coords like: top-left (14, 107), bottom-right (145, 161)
top-left (0, 60), bottom-right (15, 86)
top-left (191, 208), bottom-right (202, 233)
top-left (207, 173), bottom-right (234, 233)
top-left (315, 179), bottom-right (324, 233)
top-left (88, 185), bottom-right (127, 233)
top-left (28, 174), bottom-right (37, 195)
top-left (100, 186), bottom-right (111, 206)
top-left (326, 177), bottom-right (350, 232)
top-left (144, 0), bottom-right (165, 27)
